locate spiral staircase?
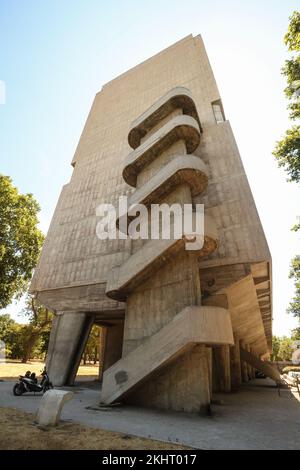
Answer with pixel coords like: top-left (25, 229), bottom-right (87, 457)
top-left (101, 87), bottom-right (234, 408)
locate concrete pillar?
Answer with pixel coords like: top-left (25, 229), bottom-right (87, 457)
top-left (240, 340), bottom-right (249, 382)
top-left (102, 322), bottom-right (124, 372)
top-left (246, 344), bottom-right (252, 380)
top-left (230, 336), bottom-right (242, 390)
top-left (46, 312), bottom-right (93, 386)
top-left (206, 347), bottom-right (213, 399)
top-left (213, 345), bottom-right (231, 392)
top-left (197, 345), bottom-right (211, 415)
top-left (98, 326), bottom-right (107, 381)
top-left (204, 293), bottom-right (231, 393)
top-left (250, 348), bottom-right (256, 379)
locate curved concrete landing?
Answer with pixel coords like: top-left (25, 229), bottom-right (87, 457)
top-left (128, 86), bottom-right (201, 148)
top-left (123, 115), bottom-right (201, 186)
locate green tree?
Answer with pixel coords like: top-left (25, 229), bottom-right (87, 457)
top-left (0, 313), bottom-right (18, 357)
top-left (288, 255), bottom-right (300, 318)
top-left (278, 336), bottom-right (294, 361)
top-left (284, 11), bottom-right (300, 52)
top-left (270, 335), bottom-right (281, 361)
top-left (0, 175), bottom-right (44, 308)
top-left (273, 11), bottom-right (300, 182)
top-left (273, 126), bottom-right (300, 182)
top-left (19, 296), bottom-right (53, 363)
top-left (271, 335), bottom-right (294, 361)
top-left (291, 327), bottom-right (300, 340)
top-left (83, 325), bottom-right (100, 364)
top-left (273, 11), bottom-right (300, 335)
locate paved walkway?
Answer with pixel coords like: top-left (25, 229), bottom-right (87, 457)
top-left (0, 378), bottom-right (299, 449)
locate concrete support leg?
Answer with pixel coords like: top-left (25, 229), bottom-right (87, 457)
top-left (206, 347), bottom-right (213, 400)
top-left (230, 336), bottom-right (242, 390)
top-left (250, 348), bottom-right (256, 378)
top-left (46, 312), bottom-right (93, 386)
top-left (98, 326), bottom-right (107, 382)
top-left (197, 345), bottom-right (212, 414)
top-left (102, 322), bottom-right (124, 372)
top-left (240, 340), bottom-right (249, 382)
top-left (213, 345), bottom-right (231, 392)
top-left (246, 344), bottom-right (252, 380)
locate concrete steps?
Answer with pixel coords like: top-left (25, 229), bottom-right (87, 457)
top-left (100, 306), bottom-right (234, 404)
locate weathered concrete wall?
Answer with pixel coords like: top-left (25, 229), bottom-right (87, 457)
top-left (30, 35), bottom-right (271, 324)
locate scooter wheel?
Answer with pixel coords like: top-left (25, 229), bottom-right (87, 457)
top-left (13, 383), bottom-right (24, 396)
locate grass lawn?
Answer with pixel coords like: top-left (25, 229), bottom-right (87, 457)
top-left (0, 407), bottom-right (189, 450)
top-left (0, 360), bottom-right (99, 381)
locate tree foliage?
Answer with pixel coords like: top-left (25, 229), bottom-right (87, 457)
top-left (271, 335), bottom-right (294, 361)
top-left (19, 296), bottom-right (53, 363)
top-left (273, 11), bottom-right (300, 182)
top-left (273, 126), bottom-right (300, 182)
top-left (288, 255), bottom-right (300, 318)
top-left (284, 11), bottom-right (300, 52)
top-left (0, 297), bottom-right (53, 362)
top-left (0, 175), bottom-right (44, 309)
top-left (82, 325), bottom-right (100, 364)
top-left (273, 11), bottom-right (300, 336)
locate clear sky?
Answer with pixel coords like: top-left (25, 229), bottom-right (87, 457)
top-left (0, 0), bottom-right (299, 335)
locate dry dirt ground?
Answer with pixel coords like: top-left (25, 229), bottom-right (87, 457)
top-left (0, 407), bottom-right (189, 450)
top-left (0, 360), bottom-right (98, 381)
top-left (0, 362), bottom-right (189, 450)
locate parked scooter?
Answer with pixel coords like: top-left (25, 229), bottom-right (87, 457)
top-left (13, 368), bottom-right (53, 396)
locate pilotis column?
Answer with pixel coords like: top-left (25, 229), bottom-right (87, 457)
top-left (240, 340), bottom-right (249, 382)
top-left (230, 335), bottom-right (242, 390)
top-left (46, 312), bottom-right (93, 386)
top-left (213, 345), bottom-right (231, 392)
top-left (98, 326), bottom-right (107, 381)
top-left (246, 344), bottom-right (252, 379)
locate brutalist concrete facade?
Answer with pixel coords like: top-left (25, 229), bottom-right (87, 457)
top-left (30, 35), bottom-right (274, 412)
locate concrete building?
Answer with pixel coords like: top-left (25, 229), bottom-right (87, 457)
top-left (30, 35), bottom-right (275, 413)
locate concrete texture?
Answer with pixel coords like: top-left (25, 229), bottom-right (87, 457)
top-left (29, 34), bottom-right (273, 411)
top-left (101, 306), bottom-right (233, 409)
top-left (36, 389), bottom-right (74, 426)
top-left (1, 379), bottom-right (299, 450)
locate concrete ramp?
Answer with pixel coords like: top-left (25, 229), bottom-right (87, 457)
top-left (240, 347), bottom-right (281, 383)
top-left (101, 306), bottom-right (233, 405)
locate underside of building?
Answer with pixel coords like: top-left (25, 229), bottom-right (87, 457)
top-left (30, 35), bottom-right (275, 413)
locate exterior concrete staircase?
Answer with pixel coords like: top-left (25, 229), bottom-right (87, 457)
top-left (100, 306), bottom-right (233, 404)
top-left (102, 87), bottom-right (234, 407)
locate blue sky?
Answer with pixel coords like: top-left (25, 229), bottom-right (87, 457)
top-left (0, 0), bottom-right (299, 335)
